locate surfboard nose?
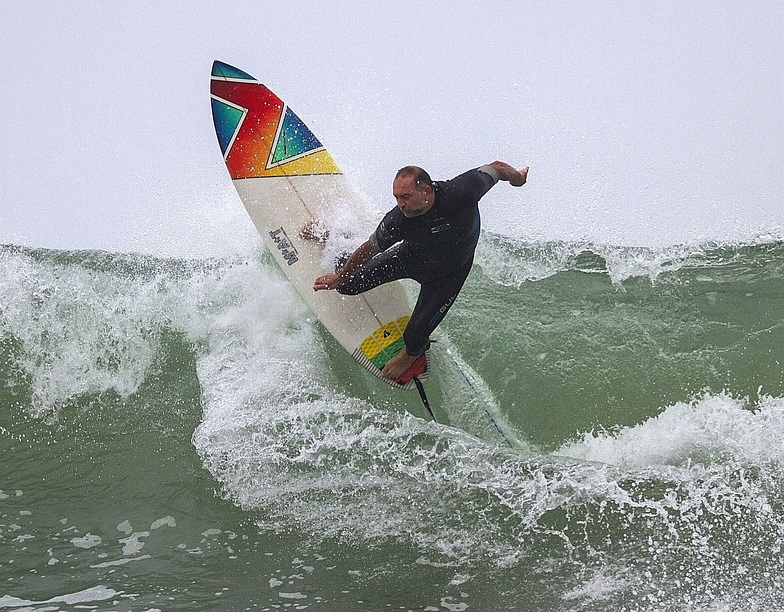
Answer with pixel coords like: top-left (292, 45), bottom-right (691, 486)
top-left (211, 60), bottom-right (256, 82)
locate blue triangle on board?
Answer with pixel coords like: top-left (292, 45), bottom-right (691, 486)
top-left (271, 107), bottom-right (323, 165)
top-left (211, 98), bottom-right (245, 155)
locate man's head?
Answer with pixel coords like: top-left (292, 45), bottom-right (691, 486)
top-left (393, 166), bottom-right (434, 218)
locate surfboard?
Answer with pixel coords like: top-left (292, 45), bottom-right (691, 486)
top-left (210, 61), bottom-right (429, 391)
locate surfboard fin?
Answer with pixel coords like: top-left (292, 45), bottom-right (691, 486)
top-left (413, 377), bottom-right (437, 423)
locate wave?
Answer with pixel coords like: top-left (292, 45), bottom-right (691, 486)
top-left (459, 236), bottom-right (784, 450)
top-left (2, 240), bottom-right (784, 606)
top-left (2, 237), bottom-right (781, 426)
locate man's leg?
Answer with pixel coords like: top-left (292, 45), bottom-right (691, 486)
top-left (336, 244), bottom-right (410, 296)
top-left (403, 263), bottom-right (472, 355)
top-left (381, 262), bottom-right (472, 380)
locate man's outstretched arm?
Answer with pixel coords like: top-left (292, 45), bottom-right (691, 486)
top-left (313, 240), bottom-right (376, 291)
top-left (488, 161), bottom-right (529, 186)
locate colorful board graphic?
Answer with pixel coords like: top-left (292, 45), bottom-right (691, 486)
top-left (211, 61), bottom-right (340, 179)
top-left (210, 61), bottom-right (429, 391)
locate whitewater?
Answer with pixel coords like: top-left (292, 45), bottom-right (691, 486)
top-left (1, 233), bottom-right (782, 611)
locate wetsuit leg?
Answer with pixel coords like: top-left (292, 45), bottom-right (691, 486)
top-left (336, 243), bottom-right (412, 296)
top-left (403, 260), bottom-right (473, 356)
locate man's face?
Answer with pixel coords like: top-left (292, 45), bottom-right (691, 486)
top-left (392, 175), bottom-right (432, 218)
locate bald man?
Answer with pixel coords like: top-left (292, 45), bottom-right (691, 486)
top-left (312, 161), bottom-right (528, 380)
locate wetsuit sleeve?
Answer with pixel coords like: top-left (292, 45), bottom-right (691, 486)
top-left (477, 164), bottom-right (500, 184)
top-left (369, 208), bottom-right (403, 253)
top-left (441, 168), bottom-right (498, 206)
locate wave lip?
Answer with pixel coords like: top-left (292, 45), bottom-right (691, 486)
top-left (557, 392), bottom-right (784, 469)
top-left (476, 232), bottom-right (784, 286)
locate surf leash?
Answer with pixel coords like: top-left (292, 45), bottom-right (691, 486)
top-left (453, 365), bottom-right (513, 448)
top-left (413, 376), bottom-right (437, 423)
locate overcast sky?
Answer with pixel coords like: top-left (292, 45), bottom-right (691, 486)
top-left (2, 1), bottom-right (782, 256)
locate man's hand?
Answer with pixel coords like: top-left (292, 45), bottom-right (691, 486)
top-left (300, 219), bottom-right (330, 242)
top-left (490, 161), bottom-right (529, 187)
top-left (312, 240), bottom-right (376, 293)
top-left (313, 273), bottom-right (342, 291)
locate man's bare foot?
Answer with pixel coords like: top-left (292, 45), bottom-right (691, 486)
top-left (380, 350), bottom-right (418, 380)
top-left (300, 219), bottom-right (330, 242)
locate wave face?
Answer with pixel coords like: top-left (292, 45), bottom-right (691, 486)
top-left (2, 239), bottom-right (783, 610)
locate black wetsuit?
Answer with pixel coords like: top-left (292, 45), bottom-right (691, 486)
top-left (336, 167), bottom-right (499, 355)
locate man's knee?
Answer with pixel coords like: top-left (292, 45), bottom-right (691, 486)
top-left (336, 281), bottom-right (361, 296)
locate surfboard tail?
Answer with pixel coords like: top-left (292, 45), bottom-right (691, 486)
top-left (351, 348), bottom-right (430, 391)
top-left (353, 317), bottom-right (430, 390)
top-left (392, 355), bottom-right (428, 385)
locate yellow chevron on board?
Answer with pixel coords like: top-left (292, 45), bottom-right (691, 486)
top-left (264, 150), bottom-right (341, 177)
top-left (358, 317), bottom-right (410, 360)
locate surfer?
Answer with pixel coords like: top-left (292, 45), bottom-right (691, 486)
top-left (309, 161), bottom-right (529, 380)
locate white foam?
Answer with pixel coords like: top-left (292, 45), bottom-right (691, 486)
top-left (555, 392), bottom-right (784, 468)
top-left (474, 236), bottom-right (582, 285)
top-left (0, 247), bottom-right (308, 418)
top-left (561, 569), bottom-right (631, 603)
top-left (0, 585), bottom-right (120, 608)
top-left (151, 516), bottom-right (176, 530)
top-left (193, 369), bottom-right (784, 569)
top-left (71, 533), bottom-right (101, 549)
top-left (0, 249), bottom-right (175, 416)
top-left (90, 555), bottom-right (151, 568)
top-left (119, 532), bottom-right (148, 555)
top-left (431, 333), bottom-right (529, 450)
top-left (5, 245), bottom-right (783, 575)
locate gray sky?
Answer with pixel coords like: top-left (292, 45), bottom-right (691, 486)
top-left (2, 1), bottom-right (782, 256)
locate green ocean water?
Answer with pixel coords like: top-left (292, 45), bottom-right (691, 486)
top-left (1, 237), bottom-right (783, 611)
